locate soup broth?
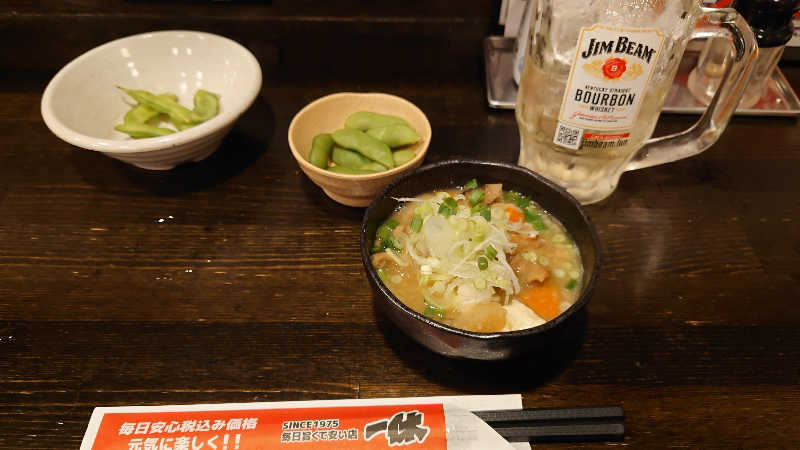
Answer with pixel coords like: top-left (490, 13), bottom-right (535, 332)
top-left (371, 180), bottom-right (583, 332)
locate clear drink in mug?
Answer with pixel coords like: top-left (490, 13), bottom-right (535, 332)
top-left (515, 0), bottom-right (757, 204)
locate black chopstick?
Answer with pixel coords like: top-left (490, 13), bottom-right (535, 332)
top-left (486, 422), bottom-right (625, 443)
top-left (473, 406), bottom-right (625, 443)
top-left (475, 405), bottom-right (624, 423)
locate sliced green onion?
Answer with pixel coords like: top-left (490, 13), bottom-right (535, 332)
top-left (383, 237), bottom-right (399, 251)
top-left (464, 178), bottom-right (478, 190)
top-left (477, 256), bottom-right (488, 270)
top-left (438, 197), bottom-right (458, 217)
top-left (485, 245), bottom-right (497, 260)
top-left (467, 189), bottom-right (485, 206)
top-left (471, 202), bottom-right (492, 222)
top-left (524, 208), bottom-right (548, 230)
top-left (372, 236), bottom-right (398, 253)
top-left (376, 219), bottom-right (399, 240)
top-left (438, 204), bottom-right (455, 217)
top-left (522, 208), bottom-right (537, 224)
top-left (566, 279), bottom-right (577, 290)
top-left (377, 268), bottom-right (387, 281)
top-left (504, 190), bottom-right (531, 209)
top-left (424, 303), bottom-right (446, 319)
top-left (374, 218), bottom-right (401, 253)
top-left (410, 215), bottom-right (423, 233)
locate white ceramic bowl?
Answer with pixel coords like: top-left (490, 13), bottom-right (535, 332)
top-left (41, 31), bottom-right (262, 170)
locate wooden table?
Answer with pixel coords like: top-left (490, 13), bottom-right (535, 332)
top-left (1, 2), bottom-right (799, 448)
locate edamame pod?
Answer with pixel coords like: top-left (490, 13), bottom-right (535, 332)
top-left (123, 94), bottom-right (176, 124)
top-left (331, 128), bottom-right (394, 169)
top-left (192, 89), bottom-right (220, 122)
top-left (327, 165), bottom-right (382, 175)
top-left (366, 124), bottom-right (420, 148)
top-left (344, 111), bottom-right (408, 131)
top-left (308, 133), bottom-right (335, 169)
top-left (120, 87), bottom-right (195, 124)
top-left (170, 117), bottom-right (195, 131)
top-left (392, 149), bottom-right (416, 166)
top-left (333, 146), bottom-right (382, 169)
top-left (359, 162), bottom-right (388, 173)
top-left (124, 104), bottom-right (160, 124)
top-left (114, 121), bottom-right (175, 138)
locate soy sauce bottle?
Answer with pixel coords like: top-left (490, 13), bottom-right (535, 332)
top-left (689, 0), bottom-right (800, 108)
top-left (736, 0), bottom-right (800, 107)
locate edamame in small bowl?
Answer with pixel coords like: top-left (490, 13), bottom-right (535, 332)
top-left (288, 92), bottom-right (431, 207)
top-left (41, 30), bottom-right (262, 170)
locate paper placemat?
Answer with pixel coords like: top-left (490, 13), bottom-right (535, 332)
top-left (80, 394), bottom-right (530, 450)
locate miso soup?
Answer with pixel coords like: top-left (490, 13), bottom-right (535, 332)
top-left (370, 180), bottom-right (583, 332)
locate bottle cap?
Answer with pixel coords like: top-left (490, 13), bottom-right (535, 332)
top-left (735, 0), bottom-right (800, 47)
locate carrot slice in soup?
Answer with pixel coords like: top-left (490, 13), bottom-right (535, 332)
top-left (506, 207), bottom-right (523, 222)
top-left (519, 280), bottom-right (561, 320)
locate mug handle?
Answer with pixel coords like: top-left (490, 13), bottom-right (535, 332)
top-left (625, 8), bottom-right (757, 172)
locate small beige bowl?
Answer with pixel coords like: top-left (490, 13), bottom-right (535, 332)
top-left (288, 92), bottom-right (431, 207)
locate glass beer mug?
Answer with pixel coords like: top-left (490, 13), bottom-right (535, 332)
top-left (515, 0), bottom-right (757, 204)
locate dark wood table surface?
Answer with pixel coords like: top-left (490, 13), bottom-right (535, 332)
top-left (2, 2), bottom-right (799, 448)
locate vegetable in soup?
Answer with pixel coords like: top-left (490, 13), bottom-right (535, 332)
top-left (370, 180), bottom-right (583, 332)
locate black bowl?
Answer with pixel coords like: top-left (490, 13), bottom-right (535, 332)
top-left (360, 160), bottom-right (600, 360)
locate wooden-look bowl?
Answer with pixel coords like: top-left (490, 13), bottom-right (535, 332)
top-left (361, 160), bottom-right (601, 360)
top-left (288, 92), bottom-right (431, 207)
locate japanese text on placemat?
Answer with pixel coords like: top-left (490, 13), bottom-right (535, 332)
top-left (119, 417), bottom-right (257, 450)
top-left (280, 418), bottom-right (357, 443)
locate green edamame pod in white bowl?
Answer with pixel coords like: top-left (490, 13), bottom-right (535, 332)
top-left (192, 89), bottom-right (220, 122)
top-left (41, 31), bottom-right (262, 170)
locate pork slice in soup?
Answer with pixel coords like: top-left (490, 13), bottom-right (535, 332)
top-left (370, 180), bottom-right (584, 333)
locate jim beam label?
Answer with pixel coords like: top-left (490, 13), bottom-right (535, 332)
top-left (554, 24), bottom-right (664, 150)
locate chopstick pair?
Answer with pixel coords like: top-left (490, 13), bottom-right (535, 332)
top-left (473, 405), bottom-right (625, 443)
